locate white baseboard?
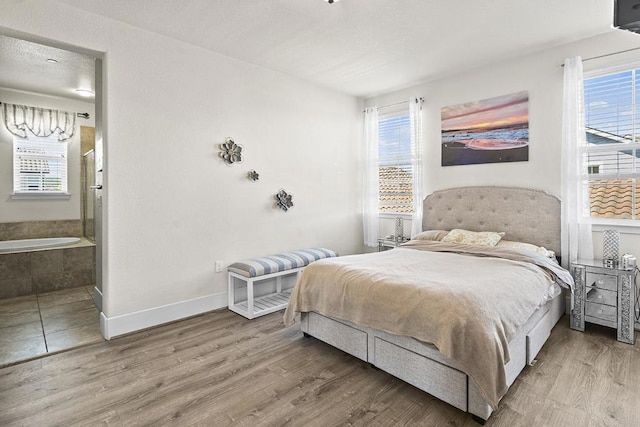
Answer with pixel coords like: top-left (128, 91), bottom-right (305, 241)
top-left (100, 291), bottom-right (228, 340)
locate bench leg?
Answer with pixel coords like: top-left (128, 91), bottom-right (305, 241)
top-left (276, 275), bottom-right (282, 294)
top-left (247, 278), bottom-right (254, 318)
top-left (228, 274), bottom-right (234, 310)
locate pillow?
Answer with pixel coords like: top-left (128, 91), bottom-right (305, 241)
top-left (412, 230), bottom-right (449, 241)
top-left (497, 240), bottom-right (555, 258)
top-left (441, 229), bottom-right (504, 246)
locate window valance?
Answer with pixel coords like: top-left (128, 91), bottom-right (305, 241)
top-left (1, 102), bottom-right (76, 141)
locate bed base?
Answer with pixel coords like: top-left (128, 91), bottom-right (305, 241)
top-left (300, 295), bottom-right (564, 422)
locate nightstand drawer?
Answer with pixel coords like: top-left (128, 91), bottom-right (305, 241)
top-left (585, 272), bottom-right (617, 291)
top-left (586, 287), bottom-right (617, 307)
top-left (585, 302), bottom-right (617, 323)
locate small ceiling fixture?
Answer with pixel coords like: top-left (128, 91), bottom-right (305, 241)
top-left (324, 0), bottom-right (339, 3)
top-left (46, 58), bottom-right (58, 64)
top-left (74, 89), bottom-right (95, 97)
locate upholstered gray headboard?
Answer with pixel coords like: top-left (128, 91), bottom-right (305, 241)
top-left (422, 186), bottom-right (561, 255)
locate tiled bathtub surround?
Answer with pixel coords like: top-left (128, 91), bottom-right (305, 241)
top-left (0, 239), bottom-right (95, 299)
top-left (0, 220), bottom-right (82, 241)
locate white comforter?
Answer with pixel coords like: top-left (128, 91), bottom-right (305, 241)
top-left (284, 241), bottom-right (573, 409)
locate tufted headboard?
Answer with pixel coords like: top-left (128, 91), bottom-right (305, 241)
top-left (422, 186), bottom-right (561, 255)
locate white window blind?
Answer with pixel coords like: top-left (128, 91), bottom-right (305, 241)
top-left (582, 69), bottom-right (640, 220)
top-left (584, 69), bottom-right (640, 221)
top-left (378, 107), bottom-right (413, 213)
top-left (13, 133), bottom-right (68, 194)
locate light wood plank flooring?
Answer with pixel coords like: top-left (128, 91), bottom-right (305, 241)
top-left (0, 309), bottom-right (638, 426)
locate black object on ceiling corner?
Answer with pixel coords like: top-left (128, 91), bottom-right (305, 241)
top-left (614, 0), bottom-right (640, 34)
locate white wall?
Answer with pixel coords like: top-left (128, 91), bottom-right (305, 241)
top-left (0, 88), bottom-right (95, 222)
top-left (0, 1), bottom-right (362, 332)
top-left (365, 30), bottom-right (640, 259)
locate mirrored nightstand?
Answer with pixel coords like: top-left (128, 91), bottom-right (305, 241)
top-left (377, 237), bottom-right (408, 252)
top-left (570, 259), bottom-right (636, 345)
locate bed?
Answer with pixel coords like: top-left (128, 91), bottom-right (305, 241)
top-left (283, 186), bottom-right (573, 423)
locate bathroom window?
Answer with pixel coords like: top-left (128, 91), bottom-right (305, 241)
top-left (12, 133), bottom-right (69, 198)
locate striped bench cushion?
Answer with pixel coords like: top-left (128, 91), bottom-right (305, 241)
top-left (228, 248), bottom-right (338, 278)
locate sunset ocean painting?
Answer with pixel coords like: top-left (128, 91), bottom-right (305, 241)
top-left (441, 91), bottom-right (529, 166)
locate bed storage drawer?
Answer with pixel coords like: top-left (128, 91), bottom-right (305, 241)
top-left (526, 314), bottom-right (550, 365)
top-left (373, 337), bottom-right (467, 411)
top-left (307, 312), bottom-right (368, 361)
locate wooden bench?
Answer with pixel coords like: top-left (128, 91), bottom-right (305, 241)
top-left (227, 248), bottom-right (338, 319)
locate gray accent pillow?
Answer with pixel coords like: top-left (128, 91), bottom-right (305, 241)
top-left (412, 230), bottom-right (449, 241)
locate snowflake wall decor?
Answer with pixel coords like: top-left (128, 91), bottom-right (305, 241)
top-left (248, 170), bottom-right (259, 182)
top-left (275, 189), bottom-right (294, 212)
top-left (219, 137), bottom-right (243, 165)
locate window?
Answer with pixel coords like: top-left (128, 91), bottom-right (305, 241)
top-left (584, 68), bottom-right (640, 222)
top-left (13, 133), bottom-right (68, 196)
top-left (378, 107), bottom-right (413, 214)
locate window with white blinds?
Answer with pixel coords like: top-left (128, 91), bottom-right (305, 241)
top-left (378, 107), bottom-right (413, 214)
top-left (583, 68), bottom-right (640, 222)
top-left (13, 133), bottom-right (68, 194)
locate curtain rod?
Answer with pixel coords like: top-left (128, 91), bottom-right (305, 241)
top-left (363, 97), bottom-right (424, 112)
top-left (0, 101), bottom-right (90, 119)
top-left (583, 46), bottom-right (640, 62)
top-left (561, 46), bottom-right (640, 66)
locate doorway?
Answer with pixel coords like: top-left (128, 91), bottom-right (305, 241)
top-left (0, 34), bottom-right (105, 366)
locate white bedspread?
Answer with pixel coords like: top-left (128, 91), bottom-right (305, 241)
top-left (284, 241), bottom-right (573, 409)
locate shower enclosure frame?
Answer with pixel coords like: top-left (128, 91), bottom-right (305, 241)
top-left (81, 149), bottom-right (96, 243)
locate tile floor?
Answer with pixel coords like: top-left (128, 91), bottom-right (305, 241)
top-left (0, 286), bottom-right (103, 367)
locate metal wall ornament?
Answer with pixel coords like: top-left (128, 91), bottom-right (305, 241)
top-left (248, 170), bottom-right (259, 182)
top-left (219, 137), bottom-right (243, 165)
top-left (275, 189), bottom-right (294, 212)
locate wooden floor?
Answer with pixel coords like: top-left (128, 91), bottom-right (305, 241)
top-left (0, 310), bottom-right (638, 427)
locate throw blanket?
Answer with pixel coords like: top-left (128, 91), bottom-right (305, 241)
top-left (284, 241), bottom-right (573, 409)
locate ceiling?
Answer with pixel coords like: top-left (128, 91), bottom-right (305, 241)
top-left (0, 0), bottom-right (617, 100)
top-left (0, 35), bottom-right (95, 102)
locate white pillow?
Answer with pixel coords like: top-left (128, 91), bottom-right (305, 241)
top-left (441, 229), bottom-right (505, 247)
top-left (497, 240), bottom-right (555, 258)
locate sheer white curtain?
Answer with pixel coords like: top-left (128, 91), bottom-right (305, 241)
top-left (561, 57), bottom-right (593, 267)
top-left (363, 107), bottom-right (380, 247)
top-left (409, 97), bottom-right (424, 237)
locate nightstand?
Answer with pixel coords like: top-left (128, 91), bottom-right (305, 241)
top-left (377, 238), bottom-right (408, 252)
top-left (570, 259), bottom-right (636, 344)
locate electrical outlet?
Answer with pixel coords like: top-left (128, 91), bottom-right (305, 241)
top-left (215, 260), bottom-right (223, 273)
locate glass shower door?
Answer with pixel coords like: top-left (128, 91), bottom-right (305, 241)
top-left (82, 150), bottom-right (95, 242)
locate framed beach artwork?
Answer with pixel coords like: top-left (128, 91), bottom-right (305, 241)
top-left (441, 91), bottom-right (529, 166)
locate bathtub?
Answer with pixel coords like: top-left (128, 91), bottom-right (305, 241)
top-left (0, 237), bottom-right (81, 253)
